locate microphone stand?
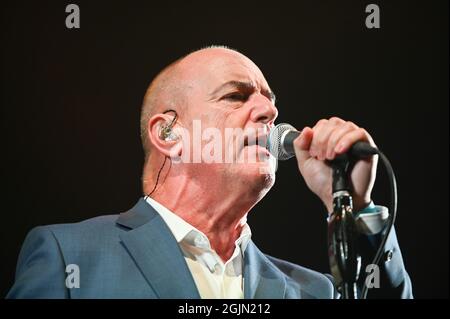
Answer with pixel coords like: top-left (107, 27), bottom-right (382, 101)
top-left (327, 154), bottom-right (361, 299)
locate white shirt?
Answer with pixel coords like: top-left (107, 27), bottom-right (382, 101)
top-left (145, 196), bottom-right (251, 299)
top-left (145, 197), bottom-right (388, 299)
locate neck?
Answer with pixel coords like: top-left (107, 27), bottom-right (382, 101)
top-left (143, 162), bottom-right (266, 262)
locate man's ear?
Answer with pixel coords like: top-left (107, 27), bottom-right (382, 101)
top-left (147, 113), bottom-right (182, 158)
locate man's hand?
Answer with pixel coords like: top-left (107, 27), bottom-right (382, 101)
top-left (293, 117), bottom-right (378, 213)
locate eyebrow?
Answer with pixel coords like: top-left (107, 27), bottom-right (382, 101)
top-left (210, 80), bottom-right (276, 103)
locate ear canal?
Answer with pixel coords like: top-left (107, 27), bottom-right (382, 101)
top-left (159, 124), bottom-right (179, 141)
top-left (164, 130), bottom-right (179, 141)
top-left (159, 124), bottom-right (170, 140)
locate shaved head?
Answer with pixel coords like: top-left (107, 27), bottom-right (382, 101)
top-left (140, 45), bottom-right (277, 200)
top-left (140, 57), bottom-right (184, 159)
top-left (140, 45), bottom-right (244, 160)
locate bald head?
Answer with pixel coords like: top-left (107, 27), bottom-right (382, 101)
top-left (140, 45), bottom-right (278, 197)
top-left (140, 46), bottom-right (249, 159)
top-left (140, 57), bottom-right (184, 158)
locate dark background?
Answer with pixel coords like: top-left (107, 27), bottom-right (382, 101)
top-left (1, 0), bottom-right (448, 298)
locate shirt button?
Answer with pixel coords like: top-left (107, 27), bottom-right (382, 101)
top-left (194, 235), bottom-right (207, 247)
top-left (385, 250), bottom-right (394, 262)
top-left (226, 267), bottom-right (234, 276)
top-left (214, 263), bottom-right (221, 274)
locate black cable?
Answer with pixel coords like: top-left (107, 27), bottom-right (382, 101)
top-left (160, 109), bottom-right (178, 136)
top-left (360, 150), bottom-right (398, 299)
top-left (146, 156), bottom-right (168, 197)
top-left (144, 109), bottom-right (178, 199)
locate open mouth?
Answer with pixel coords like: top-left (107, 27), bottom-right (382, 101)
top-left (243, 134), bottom-right (268, 150)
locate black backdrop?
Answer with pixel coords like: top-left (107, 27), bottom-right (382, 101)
top-left (1, 0), bottom-right (448, 298)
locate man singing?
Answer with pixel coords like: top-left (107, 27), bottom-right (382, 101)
top-left (8, 46), bottom-right (412, 298)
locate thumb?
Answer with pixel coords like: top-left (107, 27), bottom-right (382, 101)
top-left (293, 127), bottom-right (314, 163)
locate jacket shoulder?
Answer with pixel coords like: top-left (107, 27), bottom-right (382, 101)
top-left (266, 255), bottom-right (336, 299)
top-left (46, 214), bottom-right (119, 233)
top-left (40, 214), bottom-right (123, 253)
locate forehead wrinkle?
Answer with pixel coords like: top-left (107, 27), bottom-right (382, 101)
top-left (209, 80), bottom-right (254, 97)
top-left (177, 48), bottom-right (275, 106)
top-left (208, 75), bottom-right (275, 103)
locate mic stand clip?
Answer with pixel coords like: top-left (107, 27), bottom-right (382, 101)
top-left (327, 154), bottom-right (362, 299)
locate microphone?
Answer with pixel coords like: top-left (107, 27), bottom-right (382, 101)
top-left (267, 123), bottom-right (380, 299)
top-left (267, 123), bottom-right (378, 161)
top-left (267, 123), bottom-right (398, 299)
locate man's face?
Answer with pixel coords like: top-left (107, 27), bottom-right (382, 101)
top-left (176, 48), bottom-right (279, 192)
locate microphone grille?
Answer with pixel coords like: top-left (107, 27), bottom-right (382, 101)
top-left (267, 123), bottom-right (297, 161)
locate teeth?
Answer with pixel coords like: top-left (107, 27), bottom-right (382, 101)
top-left (242, 134), bottom-right (267, 147)
top-left (243, 136), bottom-right (266, 147)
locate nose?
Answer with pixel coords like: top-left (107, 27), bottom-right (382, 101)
top-left (249, 94), bottom-right (278, 125)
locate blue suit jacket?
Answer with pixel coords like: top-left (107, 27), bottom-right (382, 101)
top-left (7, 198), bottom-right (412, 298)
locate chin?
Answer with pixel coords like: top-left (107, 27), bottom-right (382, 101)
top-left (236, 162), bottom-right (276, 198)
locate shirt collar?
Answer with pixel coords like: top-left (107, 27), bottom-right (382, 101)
top-left (144, 196), bottom-right (252, 254)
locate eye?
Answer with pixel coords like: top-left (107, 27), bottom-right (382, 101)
top-left (223, 92), bottom-right (249, 102)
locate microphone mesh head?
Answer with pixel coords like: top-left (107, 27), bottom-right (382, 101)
top-left (267, 123), bottom-right (297, 161)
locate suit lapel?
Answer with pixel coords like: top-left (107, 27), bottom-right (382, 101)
top-left (117, 198), bottom-right (200, 299)
top-left (117, 199), bottom-right (288, 299)
top-left (244, 241), bottom-right (287, 299)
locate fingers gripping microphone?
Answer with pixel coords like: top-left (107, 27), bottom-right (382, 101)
top-left (267, 123), bottom-right (378, 161)
top-left (267, 123), bottom-right (379, 299)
